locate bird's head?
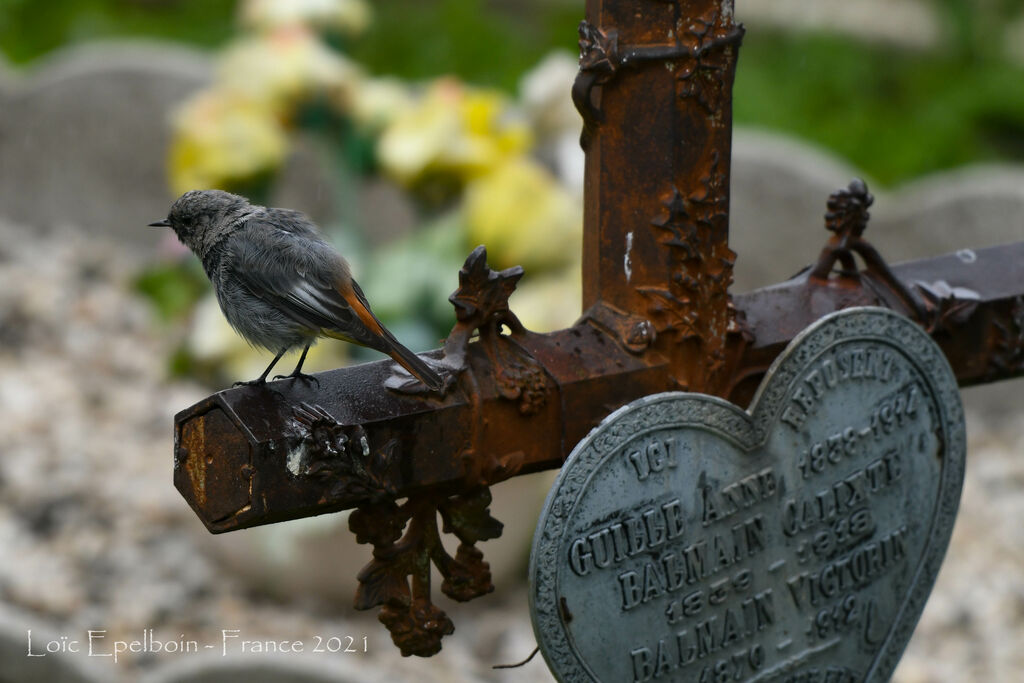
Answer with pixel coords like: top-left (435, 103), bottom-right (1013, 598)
top-left (149, 189), bottom-right (252, 257)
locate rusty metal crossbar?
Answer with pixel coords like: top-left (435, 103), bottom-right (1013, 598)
top-left (176, 241), bottom-right (1024, 533)
top-left (173, 0), bottom-right (1024, 658)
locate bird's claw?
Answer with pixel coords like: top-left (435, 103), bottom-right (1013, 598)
top-left (232, 378), bottom-right (267, 388)
top-left (273, 372), bottom-right (320, 388)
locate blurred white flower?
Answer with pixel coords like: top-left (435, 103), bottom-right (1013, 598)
top-left (168, 88), bottom-right (289, 195)
top-left (519, 51), bottom-right (581, 139)
top-left (519, 51), bottom-right (585, 196)
top-left (217, 26), bottom-right (363, 114)
top-left (240, 0), bottom-right (372, 36)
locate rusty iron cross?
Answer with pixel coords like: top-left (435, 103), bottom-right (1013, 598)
top-left (173, 0), bottom-right (1024, 657)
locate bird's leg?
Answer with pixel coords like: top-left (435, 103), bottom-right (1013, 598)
top-left (233, 348), bottom-right (286, 387)
top-left (274, 343), bottom-right (319, 386)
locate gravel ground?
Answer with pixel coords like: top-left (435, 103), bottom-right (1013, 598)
top-left (0, 220), bottom-right (1021, 682)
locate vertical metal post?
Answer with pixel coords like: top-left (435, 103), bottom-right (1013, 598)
top-left (578, 0), bottom-right (745, 394)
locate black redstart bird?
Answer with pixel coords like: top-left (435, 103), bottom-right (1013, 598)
top-left (149, 189), bottom-right (443, 390)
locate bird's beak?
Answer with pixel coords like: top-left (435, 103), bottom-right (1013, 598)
top-left (148, 218), bottom-right (171, 228)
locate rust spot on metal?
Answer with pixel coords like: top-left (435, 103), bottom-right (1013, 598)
top-left (174, 408), bottom-right (253, 531)
top-left (179, 418), bottom-right (206, 509)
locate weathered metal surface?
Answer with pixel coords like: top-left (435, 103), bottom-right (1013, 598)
top-left (174, 239), bottom-right (1024, 534)
top-left (530, 308), bottom-right (965, 682)
top-left (175, 408), bottom-right (252, 526)
top-left (172, 0), bottom-right (1024, 658)
top-left (809, 179), bottom-right (926, 321)
top-left (731, 240), bottom-right (1024, 406)
top-left (577, 0), bottom-right (748, 396)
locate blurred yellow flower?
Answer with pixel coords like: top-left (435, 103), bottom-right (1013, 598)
top-left (240, 0), bottom-right (372, 36)
top-left (377, 78), bottom-right (533, 188)
top-left (168, 89), bottom-right (289, 195)
top-left (217, 26), bottom-right (362, 114)
top-left (463, 157), bottom-right (582, 273)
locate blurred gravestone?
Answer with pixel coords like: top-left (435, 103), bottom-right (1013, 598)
top-left (730, 130), bottom-right (1024, 293)
top-left (0, 44), bottom-right (209, 248)
top-left (0, 43), bottom-right (337, 253)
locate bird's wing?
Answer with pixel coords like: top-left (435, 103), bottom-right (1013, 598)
top-left (225, 225), bottom-right (390, 352)
top-left (262, 208), bottom-right (321, 238)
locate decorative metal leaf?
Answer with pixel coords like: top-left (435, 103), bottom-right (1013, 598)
top-left (289, 404), bottom-right (396, 502)
top-left (915, 280), bottom-right (982, 334)
top-left (637, 286), bottom-right (700, 339)
top-left (577, 21), bottom-right (618, 74)
top-left (440, 488), bottom-right (504, 544)
top-left (349, 501), bottom-right (404, 547)
top-left (379, 599), bottom-right (454, 658)
top-left (826, 178), bottom-right (874, 237)
top-left (354, 553), bottom-right (410, 610)
top-left (448, 246), bottom-right (523, 324)
top-left (349, 489), bottom-right (502, 657)
top-left (440, 545), bottom-right (494, 603)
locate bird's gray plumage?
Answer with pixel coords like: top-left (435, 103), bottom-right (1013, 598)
top-left (154, 190), bottom-right (443, 389)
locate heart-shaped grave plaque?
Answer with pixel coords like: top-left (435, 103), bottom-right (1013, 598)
top-left (530, 307), bottom-right (965, 682)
